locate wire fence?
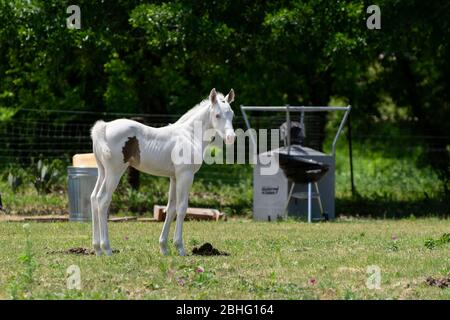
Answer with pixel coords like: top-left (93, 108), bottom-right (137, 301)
top-left (0, 108), bottom-right (448, 197)
top-left (0, 108), bottom-right (331, 162)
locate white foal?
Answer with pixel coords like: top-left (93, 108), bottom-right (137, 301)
top-left (90, 88), bottom-right (236, 256)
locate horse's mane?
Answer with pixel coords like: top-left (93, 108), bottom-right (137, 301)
top-left (174, 93), bottom-right (224, 125)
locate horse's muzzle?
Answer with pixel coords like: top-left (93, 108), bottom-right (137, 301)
top-left (225, 131), bottom-right (236, 145)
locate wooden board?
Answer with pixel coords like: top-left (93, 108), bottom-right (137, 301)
top-left (23, 216), bottom-right (69, 222)
top-left (153, 205), bottom-right (225, 221)
top-left (1, 215), bottom-right (69, 222)
top-left (108, 216), bottom-right (138, 222)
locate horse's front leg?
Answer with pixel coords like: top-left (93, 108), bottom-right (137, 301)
top-left (173, 171), bottom-right (194, 256)
top-left (159, 177), bottom-right (176, 255)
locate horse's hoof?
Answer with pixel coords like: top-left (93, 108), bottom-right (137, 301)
top-left (159, 240), bottom-right (169, 256)
top-left (101, 242), bottom-right (112, 256)
top-left (178, 248), bottom-right (187, 256)
top-left (93, 244), bottom-right (103, 256)
top-left (160, 247), bottom-right (169, 256)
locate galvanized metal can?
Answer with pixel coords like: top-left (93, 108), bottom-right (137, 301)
top-left (67, 167), bottom-right (98, 222)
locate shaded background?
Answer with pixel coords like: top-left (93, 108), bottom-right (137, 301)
top-left (0, 0), bottom-right (449, 217)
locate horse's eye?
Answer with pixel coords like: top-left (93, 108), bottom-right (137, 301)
top-left (215, 114), bottom-right (221, 119)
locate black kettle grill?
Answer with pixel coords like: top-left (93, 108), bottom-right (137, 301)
top-left (277, 150), bottom-right (329, 184)
top-left (276, 113), bottom-right (330, 222)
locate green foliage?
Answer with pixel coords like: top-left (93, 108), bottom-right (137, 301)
top-left (129, 3), bottom-right (184, 49)
top-left (343, 288), bottom-right (358, 300)
top-left (388, 241), bottom-right (399, 252)
top-left (32, 159), bottom-right (63, 194)
top-left (7, 172), bottom-right (23, 193)
top-left (3, 164), bottom-right (28, 193)
top-left (424, 238), bottom-right (436, 250)
top-left (357, 1), bottom-right (450, 193)
top-left (0, 0), bottom-right (448, 120)
top-left (425, 233), bottom-right (450, 250)
top-left (0, 107), bottom-right (17, 121)
top-left (104, 52), bottom-right (138, 112)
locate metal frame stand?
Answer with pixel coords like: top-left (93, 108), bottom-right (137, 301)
top-left (241, 105), bottom-right (351, 223)
top-left (240, 105), bottom-right (351, 157)
top-left (284, 182), bottom-right (324, 223)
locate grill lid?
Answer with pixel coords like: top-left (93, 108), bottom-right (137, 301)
top-left (276, 147), bottom-right (329, 183)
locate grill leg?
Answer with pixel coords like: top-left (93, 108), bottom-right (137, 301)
top-left (284, 182), bottom-right (295, 219)
top-left (314, 182), bottom-right (324, 215)
top-left (308, 183), bottom-right (312, 223)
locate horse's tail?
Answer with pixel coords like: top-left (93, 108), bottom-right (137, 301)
top-left (91, 120), bottom-right (111, 160)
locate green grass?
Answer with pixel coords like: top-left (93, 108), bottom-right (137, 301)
top-left (0, 184), bottom-right (67, 215)
top-left (334, 141), bottom-right (444, 201)
top-left (0, 218), bottom-right (448, 299)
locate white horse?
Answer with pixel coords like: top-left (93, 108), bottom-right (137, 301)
top-left (90, 88), bottom-right (236, 256)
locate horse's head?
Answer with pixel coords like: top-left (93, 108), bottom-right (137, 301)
top-left (209, 88), bottom-right (236, 145)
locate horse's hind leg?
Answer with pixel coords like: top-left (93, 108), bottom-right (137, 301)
top-left (90, 157), bottom-right (105, 255)
top-left (97, 164), bottom-right (127, 256)
top-left (159, 177), bottom-right (176, 255)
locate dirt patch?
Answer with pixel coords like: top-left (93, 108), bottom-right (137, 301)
top-left (47, 247), bottom-right (120, 255)
top-left (192, 243), bottom-right (229, 256)
top-left (425, 275), bottom-right (450, 288)
top-left (47, 247), bottom-right (95, 255)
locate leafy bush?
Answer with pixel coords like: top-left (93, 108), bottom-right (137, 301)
top-left (425, 233), bottom-right (450, 250)
top-left (1, 164), bottom-right (28, 193)
top-left (31, 159), bottom-right (64, 194)
top-left (7, 173), bottom-right (22, 193)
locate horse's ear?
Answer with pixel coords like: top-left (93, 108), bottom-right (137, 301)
top-left (209, 88), bottom-right (217, 105)
top-left (225, 89), bottom-right (235, 103)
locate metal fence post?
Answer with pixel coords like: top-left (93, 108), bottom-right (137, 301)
top-left (347, 113), bottom-right (356, 197)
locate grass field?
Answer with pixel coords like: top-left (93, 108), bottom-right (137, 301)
top-left (0, 218), bottom-right (448, 300)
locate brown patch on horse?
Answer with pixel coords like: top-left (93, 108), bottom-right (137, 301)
top-left (122, 136), bottom-right (140, 165)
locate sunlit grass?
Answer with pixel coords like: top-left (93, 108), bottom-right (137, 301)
top-left (0, 219), bottom-right (448, 299)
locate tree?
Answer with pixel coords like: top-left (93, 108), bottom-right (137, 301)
top-left (0, 0), bottom-right (448, 191)
top-left (367, 0), bottom-right (450, 194)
